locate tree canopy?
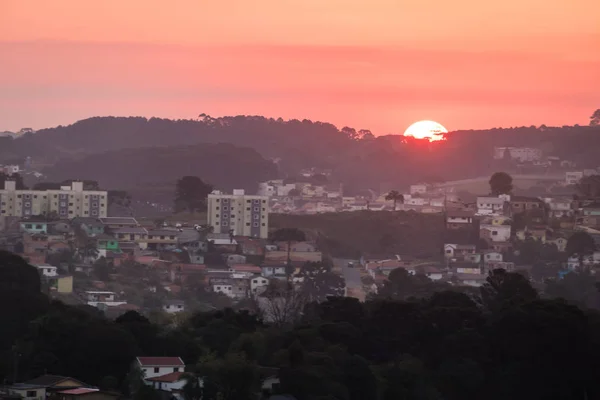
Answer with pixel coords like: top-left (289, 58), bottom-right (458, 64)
top-left (174, 176), bottom-right (213, 213)
top-left (489, 172), bottom-right (513, 195)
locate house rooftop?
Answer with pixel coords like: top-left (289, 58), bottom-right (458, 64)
top-left (146, 372), bottom-right (184, 383)
top-left (112, 227), bottom-right (148, 235)
top-left (147, 229), bottom-right (180, 237)
top-left (24, 375), bottom-right (86, 388)
top-left (57, 389), bottom-right (99, 395)
top-left (99, 217), bottom-right (139, 225)
top-left (136, 357), bottom-right (185, 367)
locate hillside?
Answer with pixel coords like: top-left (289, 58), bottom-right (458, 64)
top-left (42, 143), bottom-right (278, 203)
top-left (270, 211), bottom-right (446, 259)
top-left (2, 115), bottom-right (600, 197)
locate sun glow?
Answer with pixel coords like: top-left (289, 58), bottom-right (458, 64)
top-left (403, 120), bottom-right (448, 141)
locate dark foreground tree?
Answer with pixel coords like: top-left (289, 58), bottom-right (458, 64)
top-left (174, 176), bottom-right (213, 213)
top-left (489, 172), bottom-right (513, 195)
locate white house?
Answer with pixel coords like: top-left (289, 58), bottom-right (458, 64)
top-left (480, 224), bottom-right (511, 242)
top-left (261, 265), bottom-right (286, 277)
top-left (36, 265), bottom-right (58, 277)
top-left (477, 197), bottom-right (507, 215)
top-left (544, 198), bottom-right (573, 218)
top-left (566, 171), bottom-right (584, 186)
top-left (137, 356), bottom-right (185, 379)
top-left (213, 282), bottom-right (234, 297)
top-left (444, 243), bottom-right (477, 258)
top-left (482, 250), bottom-right (503, 263)
top-left (163, 300), bottom-right (185, 314)
top-left (251, 276), bottom-right (269, 293)
top-left (410, 184), bottom-right (428, 195)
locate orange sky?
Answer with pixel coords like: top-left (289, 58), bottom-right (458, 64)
top-left (1, 0), bottom-right (599, 133)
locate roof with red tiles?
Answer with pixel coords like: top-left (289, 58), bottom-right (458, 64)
top-left (57, 389), bottom-right (99, 395)
top-left (136, 357), bottom-right (184, 367)
top-left (230, 264), bottom-right (262, 273)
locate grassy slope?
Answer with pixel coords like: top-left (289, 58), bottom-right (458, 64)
top-left (270, 211), bottom-right (445, 259)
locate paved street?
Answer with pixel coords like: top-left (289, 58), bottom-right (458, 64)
top-left (334, 258), bottom-right (365, 302)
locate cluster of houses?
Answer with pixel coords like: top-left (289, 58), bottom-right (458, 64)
top-left (360, 193), bottom-right (600, 290)
top-left (1, 356), bottom-right (282, 400)
top-left (0, 210), bottom-right (326, 316)
top-left (265, 180), bottom-right (460, 215)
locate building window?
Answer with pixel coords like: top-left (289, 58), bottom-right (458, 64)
top-left (216, 206), bottom-right (220, 210)
top-left (92, 202), bottom-right (98, 207)
top-left (223, 213), bottom-right (228, 219)
top-left (26, 391), bottom-right (37, 397)
top-left (91, 210), bottom-right (98, 216)
top-left (25, 224), bottom-right (32, 229)
top-left (17, 195), bottom-right (21, 198)
top-left (262, 223), bottom-right (266, 226)
top-left (24, 202), bottom-right (31, 207)
top-left (69, 202), bottom-right (73, 206)
top-left (223, 206), bottom-right (229, 211)
top-left (253, 207), bottom-right (259, 212)
top-left (246, 200), bottom-right (251, 203)
top-left (215, 222), bottom-right (220, 226)
top-left (222, 221), bottom-right (229, 226)
top-left (246, 207), bottom-right (250, 211)
top-left (231, 214), bottom-right (235, 218)
top-left (174, 367), bottom-right (180, 372)
top-left (253, 214), bottom-right (259, 220)
top-left (154, 367), bottom-right (160, 373)
top-left (253, 222), bottom-right (259, 227)
top-left (33, 195), bottom-right (38, 199)
top-left (246, 223), bottom-right (250, 226)
top-left (262, 200), bottom-right (266, 203)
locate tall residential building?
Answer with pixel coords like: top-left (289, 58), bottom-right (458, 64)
top-left (207, 189), bottom-right (269, 238)
top-left (0, 180), bottom-right (108, 218)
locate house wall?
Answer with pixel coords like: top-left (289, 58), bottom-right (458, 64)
top-left (141, 365), bottom-right (183, 379)
top-left (57, 276), bottom-right (74, 293)
top-left (9, 387), bottom-right (46, 400)
top-left (480, 224), bottom-right (511, 242)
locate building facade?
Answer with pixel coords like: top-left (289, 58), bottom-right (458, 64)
top-left (0, 181), bottom-right (107, 218)
top-left (207, 189), bottom-right (269, 238)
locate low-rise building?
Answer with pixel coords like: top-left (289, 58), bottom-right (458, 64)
top-left (163, 300), bottom-right (185, 314)
top-left (477, 196), bottom-right (508, 215)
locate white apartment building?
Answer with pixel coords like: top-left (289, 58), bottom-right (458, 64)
top-left (207, 189), bottom-right (269, 238)
top-left (493, 147), bottom-right (542, 162)
top-left (477, 196), bottom-right (507, 215)
top-left (0, 181), bottom-right (108, 218)
top-left (565, 171), bottom-right (584, 186)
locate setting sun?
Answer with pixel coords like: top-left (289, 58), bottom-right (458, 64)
top-left (403, 120), bottom-right (448, 141)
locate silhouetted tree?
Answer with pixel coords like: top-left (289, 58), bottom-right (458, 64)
top-left (385, 190), bottom-right (404, 211)
top-left (489, 172), bottom-right (513, 195)
top-left (174, 176), bottom-right (213, 213)
top-left (590, 109), bottom-right (600, 126)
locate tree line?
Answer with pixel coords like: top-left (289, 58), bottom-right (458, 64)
top-left (3, 249), bottom-right (600, 399)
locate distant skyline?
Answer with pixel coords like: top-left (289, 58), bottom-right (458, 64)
top-left (1, 0), bottom-right (599, 133)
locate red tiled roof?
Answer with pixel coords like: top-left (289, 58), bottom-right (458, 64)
top-left (57, 389), bottom-right (99, 395)
top-left (137, 357), bottom-right (184, 367)
top-left (230, 264), bottom-right (262, 273)
top-left (146, 372), bottom-right (184, 383)
top-left (171, 264), bottom-right (207, 272)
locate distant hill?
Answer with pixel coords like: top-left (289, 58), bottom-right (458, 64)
top-left (42, 143), bottom-right (278, 203)
top-left (2, 115), bottom-right (600, 198)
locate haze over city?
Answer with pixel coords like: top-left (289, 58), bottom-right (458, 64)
top-left (1, 0), bottom-right (599, 133)
top-left (4, 2), bottom-right (600, 400)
